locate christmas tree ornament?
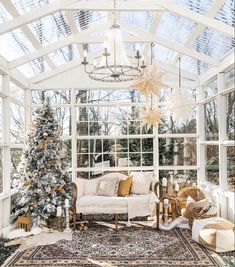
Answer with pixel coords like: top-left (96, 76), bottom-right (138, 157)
top-left (165, 58), bottom-right (195, 122)
top-left (140, 104), bottom-right (162, 130)
top-left (133, 43), bottom-right (168, 97)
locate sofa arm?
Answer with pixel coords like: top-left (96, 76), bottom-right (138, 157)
top-left (71, 182), bottom-right (78, 208)
top-left (152, 181), bottom-right (161, 198)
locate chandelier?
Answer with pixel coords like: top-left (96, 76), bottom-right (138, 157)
top-left (81, 0), bottom-right (146, 82)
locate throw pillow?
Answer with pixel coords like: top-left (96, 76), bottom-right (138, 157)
top-left (97, 177), bottom-right (119, 197)
top-left (182, 197), bottom-right (209, 219)
top-left (118, 176), bottom-right (132, 197)
top-left (130, 172), bottom-right (152, 195)
top-left (84, 179), bottom-right (99, 195)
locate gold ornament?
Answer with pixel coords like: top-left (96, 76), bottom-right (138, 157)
top-left (133, 65), bottom-right (168, 97)
top-left (140, 106), bottom-right (162, 129)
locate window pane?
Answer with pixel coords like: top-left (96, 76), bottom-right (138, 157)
top-left (10, 103), bottom-right (25, 143)
top-left (90, 139), bottom-right (102, 153)
top-left (159, 170), bottom-right (197, 187)
top-left (32, 90), bottom-right (70, 105)
top-left (159, 138), bottom-right (197, 166)
top-left (227, 146), bottom-right (235, 192)
top-left (142, 153), bottom-right (153, 166)
top-left (10, 148), bottom-right (22, 180)
top-left (10, 82), bottom-right (24, 101)
top-left (205, 99), bottom-right (218, 141)
top-left (52, 107), bottom-right (71, 136)
top-left (205, 145), bottom-right (219, 185)
top-left (62, 140), bottom-right (72, 168)
top-left (225, 68), bottom-right (235, 89)
top-left (159, 110), bottom-right (196, 134)
top-left (204, 78), bottom-right (218, 98)
top-left (129, 138), bottom-right (141, 152)
top-left (226, 91), bottom-right (235, 140)
top-left (0, 148), bottom-right (2, 193)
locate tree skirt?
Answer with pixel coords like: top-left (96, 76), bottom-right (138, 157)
top-left (3, 223), bottom-right (225, 267)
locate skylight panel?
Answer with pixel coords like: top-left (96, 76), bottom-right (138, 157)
top-left (0, 29), bottom-right (35, 61)
top-left (49, 45), bottom-right (79, 66)
top-left (214, 0), bottom-right (235, 27)
top-left (0, 3), bottom-right (12, 23)
top-left (11, 0), bottom-right (55, 15)
top-left (17, 59), bottom-right (50, 78)
top-left (168, 0), bottom-right (215, 15)
top-left (120, 11), bottom-right (154, 31)
top-left (73, 11), bottom-right (107, 32)
top-left (28, 11), bottom-right (71, 47)
top-left (153, 44), bottom-right (177, 64)
top-left (180, 55), bottom-right (209, 75)
top-left (157, 12), bottom-right (197, 45)
top-left (192, 28), bottom-right (235, 60)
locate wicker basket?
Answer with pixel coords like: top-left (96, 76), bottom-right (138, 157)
top-left (178, 186), bottom-right (206, 209)
top-left (189, 207), bottom-right (217, 228)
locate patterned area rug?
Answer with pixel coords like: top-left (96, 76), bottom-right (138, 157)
top-left (3, 222), bottom-right (226, 267)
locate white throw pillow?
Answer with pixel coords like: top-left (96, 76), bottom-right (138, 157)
top-left (130, 172), bottom-right (153, 195)
top-left (84, 179), bottom-right (99, 195)
top-left (97, 177), bottom-right (119, 197)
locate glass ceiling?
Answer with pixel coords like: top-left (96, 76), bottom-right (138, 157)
top-left (0, 0), bottom-right (234, 80)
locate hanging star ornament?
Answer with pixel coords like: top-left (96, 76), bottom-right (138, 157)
top-left (140, 106), bottom-right (162, 130)
top-left (165, 88), bottom-right (196, 122)
top-left (133, 65), bottom-right (168, 97)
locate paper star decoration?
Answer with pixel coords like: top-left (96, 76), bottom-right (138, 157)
top-left (133, 65), bottom-right (168, 97)
top-left (140, 106), bottom-right (162, 129)
top-left (165, 88), bottom-right (195, 121)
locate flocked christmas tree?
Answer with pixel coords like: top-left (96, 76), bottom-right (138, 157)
top-left (11, 102), bottom-right (71, 226)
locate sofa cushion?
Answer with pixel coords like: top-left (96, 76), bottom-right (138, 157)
top-left (84, 179), bottom-right (99, 195)
top-left (130, 172), bottom-right (153, 195)
top-left (77, 195), bottom-right (128, 208)
top-left (97, 177), bottom-right (119, 196)
top-left (118, 176), bottom-right (132, 197)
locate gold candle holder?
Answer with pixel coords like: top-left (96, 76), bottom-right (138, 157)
top-left (162, 185), bottom-right (167, 198)
top-left (163, 205), bottom-right (169, 224)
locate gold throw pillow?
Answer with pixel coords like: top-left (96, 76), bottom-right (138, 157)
top-left (118, 176), bottom-right (132, 197)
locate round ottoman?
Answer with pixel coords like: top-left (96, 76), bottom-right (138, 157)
top-left (192, 217), bottom-right (235, 252)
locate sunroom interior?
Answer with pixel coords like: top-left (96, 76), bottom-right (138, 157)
top-left (0, 0), bottom-right (234, 266)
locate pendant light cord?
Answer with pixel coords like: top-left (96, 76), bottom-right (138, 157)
top-left (151, 42), bottom-right (154, 65)
top-left (113, 0), bottom-right (117, 25)
top-left (178, 57), bottom-right (181, 89)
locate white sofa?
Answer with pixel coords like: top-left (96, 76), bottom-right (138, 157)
top-left (71, 172), bottom-right (159, 229)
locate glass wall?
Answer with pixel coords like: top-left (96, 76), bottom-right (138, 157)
top-left (201, 69), bottom-right (235, 192)
top-left (31, 88), bottom-right (197, 183)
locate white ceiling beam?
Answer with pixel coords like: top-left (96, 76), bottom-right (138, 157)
top-left (68, 0), bottom-right (233, 36)
top-left (8, 21), bottom-right (219, 69)
top-left (121, 22), bottom-right (219, 66)
top-left (142, 11), bottom-right (163, 57)
top-left (7, 22), bottom-right (108, 69)
top-left (0, 55), bottom-right (29, 88)
top-left (171, 0), bottom-right (227, 65)
top-left (0, 0), bottom-right (76, 35)
top-left (200, 48), bottom-right (235, 84)
top-left (64, 10), bottom-right (84, 58)
top-left (1, 0), bottom-right (56, 70)
top-left (0, 0), bottom-right (163, 35)
top-left (30, 49), bottom-right (199, 84)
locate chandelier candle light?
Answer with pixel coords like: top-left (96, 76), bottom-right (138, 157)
top-left (81, 0), bottom-right (146, 82)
